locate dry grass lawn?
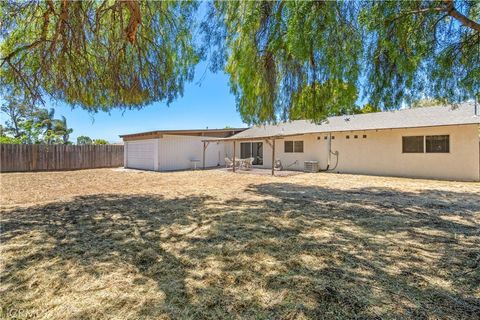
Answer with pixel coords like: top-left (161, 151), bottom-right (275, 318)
top-left (1, 168), bottom-right (479, 319)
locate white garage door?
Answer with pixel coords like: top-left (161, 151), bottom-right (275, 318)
top-left (126, 140), bottom-right (155, 170)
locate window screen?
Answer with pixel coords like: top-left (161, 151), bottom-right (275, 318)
top-left (285, 141), bottom-right (303, 153)
top-left (426, 135), bottom-right (449, 153)
top-left (402, 136), bottom-right (424, 153)
top-left (294, 141), bottom-right (304, 153)
top-left (240, 143), bottom-right (251, 158)
top-left (284, 141), bottom-right (293, 153)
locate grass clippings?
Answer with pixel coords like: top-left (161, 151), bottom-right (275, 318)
top-left (1, 169), bottom-right (479, 319)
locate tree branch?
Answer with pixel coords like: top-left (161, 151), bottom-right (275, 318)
top-left (388, 1), bottom-right (480, 33)
top-left (0, 40), bottom-right (45, 68)
top-left (120, 0), bottom-right (141, 44)
top-left (444, 0), bottom-right (480, 32)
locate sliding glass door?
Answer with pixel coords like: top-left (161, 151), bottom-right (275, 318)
top-left (252, 142), bottom-right (263, 165)
top-left (240, 142), bottom-right (263, 165)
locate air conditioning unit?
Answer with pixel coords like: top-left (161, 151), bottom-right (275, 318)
top-left (304, 161), bottom-right (319, 173)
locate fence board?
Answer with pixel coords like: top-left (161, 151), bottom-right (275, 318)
top-left (0, 144), bottom-right (124, 172)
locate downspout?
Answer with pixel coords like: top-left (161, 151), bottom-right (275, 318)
top-left (327, 132), bottom-right (332, 169)
top-left (475, 99), bottom-right (480, 181)
top-left (320, 132), bottom-right (339, 172)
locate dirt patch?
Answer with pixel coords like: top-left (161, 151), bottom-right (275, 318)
top-left (1, 169), bottom-right (479, 319)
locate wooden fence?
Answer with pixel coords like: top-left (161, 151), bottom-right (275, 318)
top-left (0, 144), bottom-right (124, 172)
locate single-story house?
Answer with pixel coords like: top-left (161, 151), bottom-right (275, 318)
top-left (121, 103), bottom-right (480, 181)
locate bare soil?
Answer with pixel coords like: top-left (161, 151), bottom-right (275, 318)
top-left (1, 169), bottom-right (479, 319)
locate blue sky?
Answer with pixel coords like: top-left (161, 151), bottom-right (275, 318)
top-left (41, 62), bottom-right (244, 143)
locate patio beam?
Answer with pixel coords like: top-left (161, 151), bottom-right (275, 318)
top-left (264, 138), bottom-right (273, 149)
top-left (233, 140), bottom-right (236, 173)
top-left (271, 138), bottom-right (275, 176)
top-left (202, 136), bottom-right (285, 143)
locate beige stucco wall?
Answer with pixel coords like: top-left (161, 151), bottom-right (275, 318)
top-left (158, 135), bottom-right (225, 171)
top-left (226, 124), bottom-right (480, 181)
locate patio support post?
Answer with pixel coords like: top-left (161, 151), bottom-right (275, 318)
top-left (233, 140), bottom-right (236, 173)
top-left (203, 141), bottom-right (206, 170)
top-left (271, 138), bottom-right (275, 176)
top-left (202, 141), bottom-right (210, 170)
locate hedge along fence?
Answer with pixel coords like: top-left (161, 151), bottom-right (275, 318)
top-left (0, 144), bottom-right (124, 172)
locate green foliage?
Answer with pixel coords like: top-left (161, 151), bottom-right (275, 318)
top-left (77, 136), bottom-right (93, 145)
top-left (76, 136), bottom-right (109, 145)
top-left (53, 116), bottom-right (73, 144)
top-left (359, 103), bottom-right (380, 114)
top-left (93, 139), bottom-right (109, 145)
top-left (203, 0), bottom-right (480, 123)
top-left (0, 0), bottom-right (199, 111)
top-left (16, 119), bottom-right (44, 144)
top-left (1, 91), bottom-right (74, 144)
top-left (1, 1), bottom-right (479, 124)
top-left (360, 1), bottom-right (480, 108)
top-left (411, 99), bottom-right (446, 108)
top-left (290, 81), bottom-right (359, 121)
top-left (204, 1), bottom-right (362, 124)
top-left (0, 135), bottom-right (21, 144)
top-left (1, 88), bottom-right (35, 137)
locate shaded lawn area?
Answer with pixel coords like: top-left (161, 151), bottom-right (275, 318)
top-left (0, 169), bottom-right (479, 319)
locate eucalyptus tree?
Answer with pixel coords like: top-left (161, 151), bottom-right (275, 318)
top-left (0, 0), bottom-right (199, 110)
top-left (203, 0), bottom-right (480, 123)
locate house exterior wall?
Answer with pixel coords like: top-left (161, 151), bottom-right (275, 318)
top-left (228, 124), bottom-right (480, 181)
top-left (125, 135), bottom-right (227, 171)
top-left (158, 135), bottom-right (225, 171)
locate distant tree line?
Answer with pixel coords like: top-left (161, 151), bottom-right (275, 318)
top-left (76, 136), bottom-right (109, 145)
top-left (0, 92), bottom-right (109, 145)
top-left (1, 93), bottom-right (73, 144)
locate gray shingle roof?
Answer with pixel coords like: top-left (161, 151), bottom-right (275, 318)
top-left (228, 102), bottom-right (480, 140)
